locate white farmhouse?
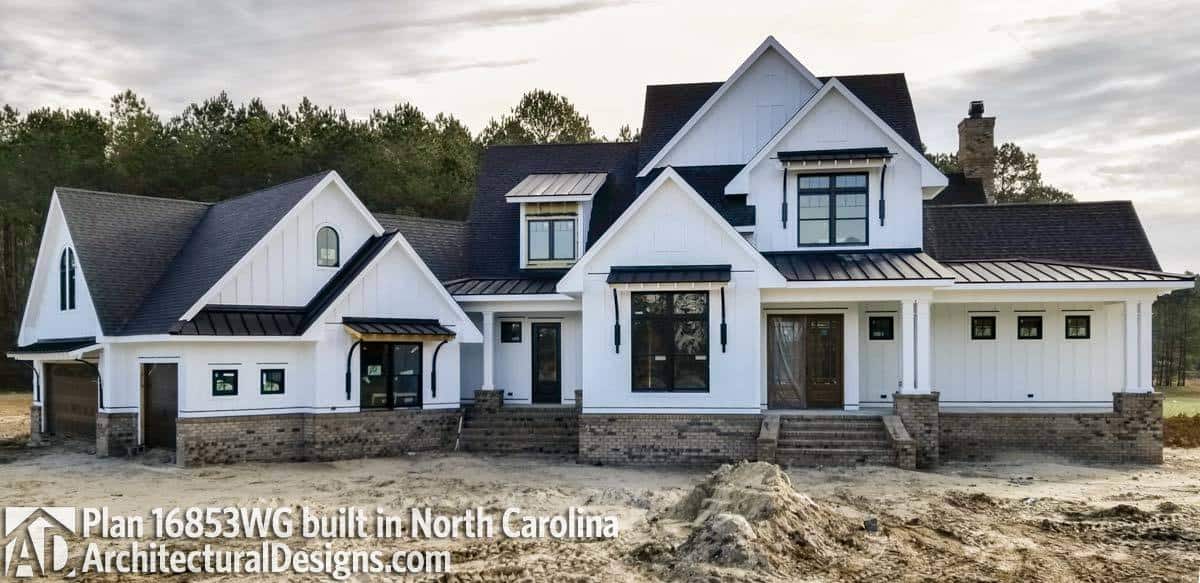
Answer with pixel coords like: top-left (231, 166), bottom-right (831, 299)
top-left (10, 37), bottom-right (1193, 467)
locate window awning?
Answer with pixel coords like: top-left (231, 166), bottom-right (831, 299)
top-left (343, 317), bottom-right (455, 341)
top-left (607, 265), bottom-right (732, 285)
top-left (505, 173), bottom-right (608, 202)
top-left (777, 147), bottom-right (893, 169)
top-left (6, 336), bottom-right (99, 359)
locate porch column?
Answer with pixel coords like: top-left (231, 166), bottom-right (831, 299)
top-left (481, 310), bottom-right (496, 391)
top-left (1124, 299), bottom-right (1153, 393)
top-left (900, 300), bottom-right (915, 392)
top-left (899, 299), bottom-right (933, 394)
top-left (915, 300), bottom-right (933, 393)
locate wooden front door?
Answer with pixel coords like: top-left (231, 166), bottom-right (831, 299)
top-left (767, 315), bottom-right (844, 409)
top-left (142, 363), bottom-right (178, 449)
top-left (531, 323), bottom-right (562, 404)
top-left (45, 363), bottom-right (97, 439)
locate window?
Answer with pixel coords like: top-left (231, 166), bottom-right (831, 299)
top-left (1065, 315), bottom-right (1091, 339)
top-left (528, 219), bottom-right (575, 261)
top-left (317, 226), bottom-right (339, 267)
top-left (260, 369), bottom-right (285, 394)
top-left (360, 342), bottom-right (422, 408)
top-left (500, 321), bottom-right (522, 343)
top-left (59, 248), bottom-right (76, 311)
top-left (212, 370), bottom-right (238, 396)
top-left (797, 173), bottom-right (868, 246)
top-left (868, 316), bottom-right (894, 340)
top-left (1017, 316), bottom-right (1043, 340)
top-left (971, 316), bottom-right (996, 340)
top-left (631, 292), bottom-right (709, 392)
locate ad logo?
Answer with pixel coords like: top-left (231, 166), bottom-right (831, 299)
top-left (3, 507), bottom-right (77, 578)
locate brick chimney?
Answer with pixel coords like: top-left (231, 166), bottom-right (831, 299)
top-left (957, 100), bottom-right (996, 203)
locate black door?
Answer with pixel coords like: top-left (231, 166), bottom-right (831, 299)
top-left (142, 363), bottom-right (178, 448)
top-left (531, 323), bottom-right (561, 404)
top-left (45, 363), bottom-right (97, 439)
top-left (360, 342), bottom-right (422, 408)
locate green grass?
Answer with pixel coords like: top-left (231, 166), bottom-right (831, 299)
top-left (1162, 382), bottom-right (1200, 417)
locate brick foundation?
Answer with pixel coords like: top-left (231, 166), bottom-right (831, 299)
top-left (940, 392), bottom-right (1163, 464)
top-left (893, 393), bottom-right (940, 468)
top-left (176, 409), bottom-right (461, 467)
top-left (579, 414), bottom-right (761, 465)
top-left (96, 412), bottom-right (137, 457)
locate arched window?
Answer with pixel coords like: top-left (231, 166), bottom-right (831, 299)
top-left (59, 248), bottom-right (76, 310)
top-left (317, 226), bottom-right (339, 267)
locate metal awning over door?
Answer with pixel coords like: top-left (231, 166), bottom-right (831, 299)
top-left (342, 317), bottom-right (455, 342)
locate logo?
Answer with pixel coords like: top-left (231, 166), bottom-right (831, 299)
top-left (3, 507), bottom-right (77, 578)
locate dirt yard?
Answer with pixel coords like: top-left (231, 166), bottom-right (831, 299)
top-left (1, 393), bottom-right (1198, 582)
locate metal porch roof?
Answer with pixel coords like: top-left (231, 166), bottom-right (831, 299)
top-left (763, 250), bottom-right (954, 282)
top-left (342, 317), bottom-right (455, 337)
top-left (941, 259), bottom-right (1195, 284)
top-left (607, 265), bottom-right (732, 284)
top-left (504, 172), bottom-right (608, 200)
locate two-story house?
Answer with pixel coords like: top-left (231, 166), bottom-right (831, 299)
top-left (10, 37), bottom-right (1193, 468)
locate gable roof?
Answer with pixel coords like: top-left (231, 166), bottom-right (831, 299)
top-left (466, 142), bottom-right (639, 279)
top-left (923, 201), bottom-right (1163, 271)
top-left (374, 213), bottom-right (467, 281)
top-left (54, 188), bottom-right (210, 335)
top-left (121, 171), bottom-right (332, 335)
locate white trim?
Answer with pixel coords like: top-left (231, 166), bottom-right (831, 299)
top-left (180, 171), bottom-right (384, 322)
top-left (556, 168), bottom-right (787, 293)
top-left (725, 78), bottom-right (948, 195)
top-left (453, 294), bottom-right (576, 303)
top-left (637, 36), bottom-right (822, 177)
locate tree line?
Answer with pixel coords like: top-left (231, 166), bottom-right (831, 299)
top-left (1154, 280), bottom-right (1199, 387)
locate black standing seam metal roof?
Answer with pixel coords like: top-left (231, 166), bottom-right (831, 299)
top-left (607, 265), bottom-right (732, 284)
top-left (343, 317), bottom-right (455, 337)
top-left (762, 250), bottom-right (954, 281)
top-left (942, 259), bottom-right (1194, 284)
top-left (443, 276), bottom-right (562, 296)
top-left (10, 336), bottom-right (98, 354)
top-left (777, 147), bottom-right (894, 162)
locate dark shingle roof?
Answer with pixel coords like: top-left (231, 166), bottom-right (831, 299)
top-left (10, 336), bottom-right (98, 355)
top-left (923, 201), bottom-right (1163, 271)
top-left (926, 172), bottom-right (987, 206)
top-left (467, 143), bottom-right (639, 278)
top-left (122, 171), bottom-right (331, 335)
top-left (638, 165), bottom-right (756, 226)
top-left (374, 213), bottom-right (467, 281)
top-left (637, 74), bottom-right (923, 171)
top-left (54, 188), bottom-right (210, 335)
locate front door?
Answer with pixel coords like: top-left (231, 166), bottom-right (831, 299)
top-left (531, 323), bottom-right (561, 404)
top-left (142, 363), bottom-right (178, 449)
top-left (767, 315), bottom-right (844, 409)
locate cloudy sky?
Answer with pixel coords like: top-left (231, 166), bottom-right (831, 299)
top-left (1, 0), bottom-right (1195, 271)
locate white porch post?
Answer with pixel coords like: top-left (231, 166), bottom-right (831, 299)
top-left (1124, 299), bottom-right (1154, 393)
top-left (914, 299), bottom-right (933, 393)
top-left (481, 310), bottom-right (496, 391)
top-left (843, 307), bottom-right (860, 410)
top-left (900, 300), bottom-right (915, 393)
top-left (899, 298), bottom-right (933, 394)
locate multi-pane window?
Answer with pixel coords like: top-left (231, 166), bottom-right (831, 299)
top-left (1017, 316), bottom-right (1043, 340)
top-left (971, 316), bottom-right (996, 340)
top-left (631, 292), bottom-right (709, 392)
top-left (797, 173), bottom-right (868, 245)
top-left (868, 316), bottom-right (894, 340)
top-left (528, 219), bottom-right (575, 261)
top-left (59, 248), bottom-right (76, 311)
top-left (260, 369), bottom-right (285, 394)
top-left (1065, 315), bottom-right (1091, 339)
top-left (317, 226), bottom-right (339, 267)
top-left (212, 370), bottom-right (238, 396)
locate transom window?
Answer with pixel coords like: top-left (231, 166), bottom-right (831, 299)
top-left (59, 247), bottom-right (76, 311)
top-left (1017, 316), bottom-right (1043, 340)
top-left (1065, 315), bottom-right (1091, 339)
top-left (317, 226), bottom-right (339, 267)
top-left (797, 173), bottom-right (868, 246)
top-left (631, 292), bottom-right (709, 392)
top-left (528, 219), bottom-right (575, 261)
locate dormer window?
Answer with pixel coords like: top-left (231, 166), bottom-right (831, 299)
top-left (528, 219), bottom-right (576, 262)
top-left (317, 226), bottom-right (339, 267)
top-left (59, 247), bottom-right (76, 310)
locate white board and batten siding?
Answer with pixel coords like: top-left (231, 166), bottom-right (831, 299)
top-left (18, 196), bottom-right (102, 345)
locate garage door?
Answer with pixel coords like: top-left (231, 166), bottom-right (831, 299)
top-left (142, 364), bottom-right (178, 449)
top-left (44, 363), bottom-right (97, 439)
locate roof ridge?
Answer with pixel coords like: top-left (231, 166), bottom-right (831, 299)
top-left (375, 212), bottom-right (466, 226)
top-left (645, 81), bottom-right (724, 88)
top-left (487, 142), bottom-right (637, 149)
top-left (56, 187), bottom-right (212, 207)
top-left (929, 200), bottom-right (1133, 208)
top-left (211, 170), bottom-right (332, 206)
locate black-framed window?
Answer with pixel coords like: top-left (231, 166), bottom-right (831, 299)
top-left (1017, 316), bottom-right (1043, 340)
top-left (1065, 315), bottom-right (1091, 339)
top-left (797, 173), bottom-right (868, 246)
top-left (317, 226), bottom-right (339, 267)
top-left (212, 370), bottom-right (238, 396)
top-left (631, 292), bottom-right (709, 392)
top-left (500, 321), bottom-right (522, 343)
top-left (971, 316), bottom-right (996, 340)
top-left (360, 342), bottom-right (422, 408)
top-left (868, 316), bottom-right (894, 340)
top-left (59, 248), bottom-right (76, 311)
top-left (528, 219), bottom-right (575, 261)
top-left (260, 369), bottom-right (285, 394)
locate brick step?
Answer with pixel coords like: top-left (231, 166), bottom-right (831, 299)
top-left (776, 447), bottom-right (894, 466)
top-left (780, 415), bottom-right (883, 422)
top-left (777, 438), bottom-right (889, 450)
top-left (780, 419), bottom-right (883, 429)
top-left (780, 428), bottom-right (887, 438)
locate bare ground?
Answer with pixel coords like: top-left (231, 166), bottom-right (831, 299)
top-left (1, 393), bottom-right (1198, 582)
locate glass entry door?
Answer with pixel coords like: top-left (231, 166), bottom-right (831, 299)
top-left (531, 323), bottom-right (561, 404)
top-left (767, 315), bottom-right (844, 409)
top-left (360, 342), bottom-right (423, 409)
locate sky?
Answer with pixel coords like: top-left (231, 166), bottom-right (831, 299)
top-left (1, 0), bottom-right (1196, 272)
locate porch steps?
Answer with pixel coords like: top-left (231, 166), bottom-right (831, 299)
top-left (458, 406), bottom-right (579, 456)
top-left (775, 415), bottom-right (894, 467)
